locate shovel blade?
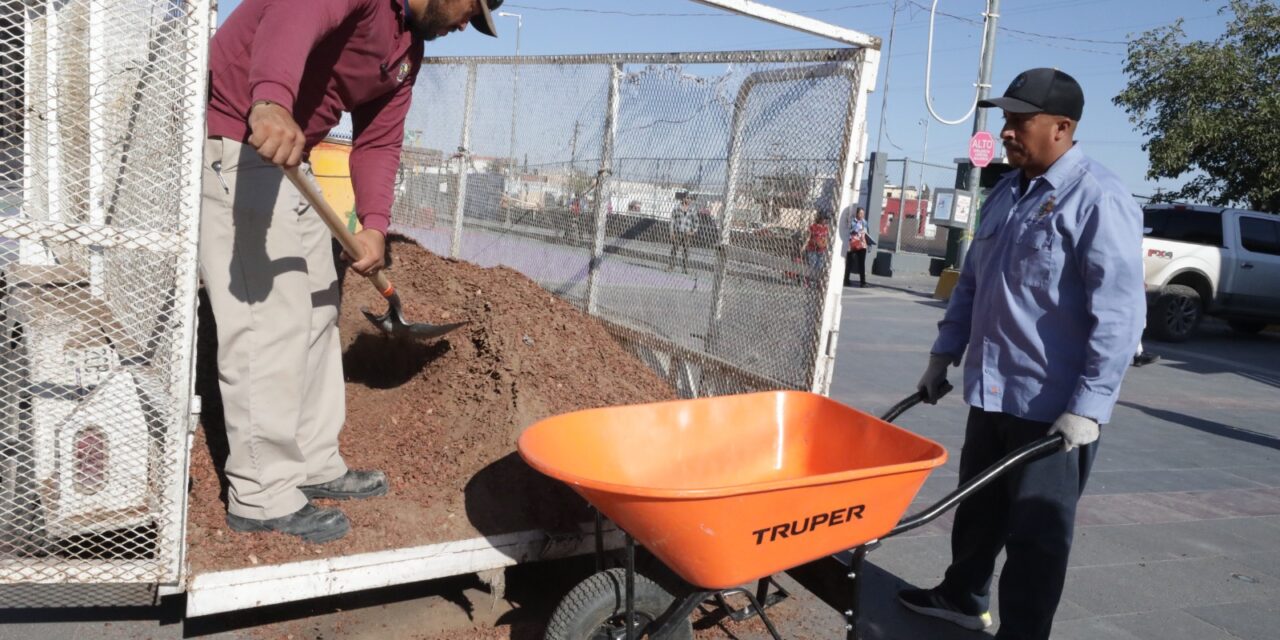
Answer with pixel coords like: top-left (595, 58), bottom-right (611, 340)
top-left (361, 307), bottom-right (467, 340)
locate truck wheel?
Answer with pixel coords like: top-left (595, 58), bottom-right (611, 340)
top-left (1227, 319), bottom-right (1267, 335)
top-left (544, 568), bottom-right (693, 640)
top-left (1149, 284), bottom-right (1202, 343)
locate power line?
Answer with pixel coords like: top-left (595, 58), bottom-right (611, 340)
top-left (1000, 0), bottom-right (1114, 18)
top-left (874, 0), bottom-right (902, 157)
top-left (787, 2), bottom-right (892, 14)
top-left (1000, 24), bottom-right (1127, 46)
top-left (504, 2), bottom-right (890, 19)
top-left (880, 127), bottom-right (907, 152)
top-left (1001, 31), bottom-right (1122, 56)
top-left (903, 0), bottom-right (1129, 45)
top-left (508, 1), bottom-right (1177, 52)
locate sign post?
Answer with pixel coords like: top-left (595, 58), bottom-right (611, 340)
top-left (952, 0), bottom-right (1002, 269)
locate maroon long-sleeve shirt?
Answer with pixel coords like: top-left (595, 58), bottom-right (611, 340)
top-left (207, 0), bottom-right (423, 235)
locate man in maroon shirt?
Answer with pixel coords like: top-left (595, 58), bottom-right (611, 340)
top-left (202, 0), bottom-right (502, 543)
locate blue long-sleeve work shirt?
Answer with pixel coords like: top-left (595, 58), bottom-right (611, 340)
top-left (932, 145), bottom-right (1145, 425)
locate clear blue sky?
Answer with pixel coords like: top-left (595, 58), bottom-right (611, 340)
top-left (217, 0), bottom-right (1236, 197)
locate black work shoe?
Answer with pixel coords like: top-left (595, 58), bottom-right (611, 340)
top-left (226, 503), bottom-right (350, 544)
top-left (898, 587), bottom-right (993, 631)
top-left (300, 469), bottom-right (389, 501)
top-left (1132, 352), bottom-right (1160, 367)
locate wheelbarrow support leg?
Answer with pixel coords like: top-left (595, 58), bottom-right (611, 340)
top-left (625, 534), bottom-right (636, 640)
top-left (739, 589), bottom-right (784, 640)
top-left (845, 545), bottom-right (872, 640)
top-left (650, 590), bottom-right (714, 640)
top-left (594, 508), bottom-right (606, 573)
top-left (711, 580), bottom-right (787, 640)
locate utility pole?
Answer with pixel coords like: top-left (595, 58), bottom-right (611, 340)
top-left (498, 12), bottom-right (522, 173)
top-left (917, 117), bottom-right (931, 234)
top-left (954, 0), bottom-right (1000, 267)
top-left (569, 120), bottom-right (580, 170)
top-left (873, 0), bottom-right (900, 158)
top-left (568, 120), bottom-right (581, 196)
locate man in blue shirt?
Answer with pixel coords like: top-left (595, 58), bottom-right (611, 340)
top-left (899, 68), bottom-right (1145, 639)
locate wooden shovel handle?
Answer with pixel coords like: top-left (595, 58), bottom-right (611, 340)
top-left (284, 166), bottom-right (395, 297)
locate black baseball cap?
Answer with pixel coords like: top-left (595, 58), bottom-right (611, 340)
top-left (978, 68), bottom-right (1084, 121)
top-left (472, 0), bottom-right (503, 37)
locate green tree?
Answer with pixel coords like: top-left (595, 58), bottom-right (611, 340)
top-left (1113, 0), bottom-right (1280, 212)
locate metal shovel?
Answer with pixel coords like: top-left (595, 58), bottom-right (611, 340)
top-left (285, 166), bottom-right (466, 340)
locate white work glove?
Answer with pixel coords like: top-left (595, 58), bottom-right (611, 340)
top-left (1048, 413), bottom-right (1100, 452)
top-left (916, 354), bottom-right (953, 404)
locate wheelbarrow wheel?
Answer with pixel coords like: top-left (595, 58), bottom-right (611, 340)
top-left (545, 568), bottom-right (693, 640)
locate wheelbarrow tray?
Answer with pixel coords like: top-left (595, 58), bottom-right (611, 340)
top-left (517, 391), bottom-right (947, 590)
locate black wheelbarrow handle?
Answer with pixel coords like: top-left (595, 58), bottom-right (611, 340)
top-left (879, 381), bottom-right (954, 423)
top-left (875, 384), bottom-right (1066, 539)
top-left (885, 432), bottom-right (1067, 538)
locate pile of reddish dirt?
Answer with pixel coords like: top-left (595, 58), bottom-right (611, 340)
top-left (188, 236), bottom-right (675, 572)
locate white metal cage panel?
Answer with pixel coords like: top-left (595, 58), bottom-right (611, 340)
top-left (394, 49), bottom-right (870, 398)
top-left (0, 0), bottom-right (208, 591)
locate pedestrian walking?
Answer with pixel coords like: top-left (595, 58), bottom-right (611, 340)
top-left (669, 193), bottom-right (697, 273)
top-left (564, 194), bottom-right (584, 243)
top-left (901, 68), bottom-right (1145, 639)
top-left (202, 0), bottom-right (504, 544)
top-left (845, 206), bottom-right (869, 287)
top-left (803, 211), bottom-right (832, 287)
top-left (1132, 342), bottom-right (1160, 366)
top-left (1133, 270), bottom-right (1159, 367)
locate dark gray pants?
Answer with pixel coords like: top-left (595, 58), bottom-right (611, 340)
top-left (939, 407), bottom-right (1098, 640)
top-left (845, 248), bottom-right (867, 285)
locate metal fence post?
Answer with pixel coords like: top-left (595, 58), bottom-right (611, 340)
top-left (811, 49), bottom-right (878, 395)
top-left (704, 70), bottom-right (756, 357)
top-left (863, 152), bottom-right (887, 245)
top-left (894, 159), bottom-right (909, 253)
top-left (23, 5), bottom-right (61, 266)
top-left (171, 0), bottom-right (215, 585)
top-left (586, 64), bottom-right (622, 316)
top-left (88, 0), bottom-right (108, 297)
top-left (450, 62), bottom-right (478, 259)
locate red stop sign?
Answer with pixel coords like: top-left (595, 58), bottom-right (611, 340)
top-left (969, 131), bottom-right (996, 168)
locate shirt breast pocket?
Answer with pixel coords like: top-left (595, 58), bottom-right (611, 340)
top-left (1010, 221), bottom-right (1060, 287)
top-left (968, 217), bottom-right (1002, 263)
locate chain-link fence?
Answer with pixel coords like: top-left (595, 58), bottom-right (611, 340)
top-left (1, 0), bottom-right (208, 593)
top-left (393, 50), bottom-right (874, 397)
top-left (876, 157), bottom-right (955, 257)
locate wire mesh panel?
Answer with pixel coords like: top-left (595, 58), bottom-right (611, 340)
top-left (396, 50), bottom-right (870, 397)
top-left (394, 62), bottom-right (473, 257)
top-left (709, 62), bottom-right (859, 391)
top-left (0, 0), bottom-right (208, 593)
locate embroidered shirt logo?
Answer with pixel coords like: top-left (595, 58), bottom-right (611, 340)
top-left (1037, 195), bottom-right (1057, 220)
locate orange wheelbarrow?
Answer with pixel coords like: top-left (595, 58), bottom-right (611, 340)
top-left (518, 386), bottom-right (1066, 640)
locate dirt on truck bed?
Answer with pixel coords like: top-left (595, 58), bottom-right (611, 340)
top-left (187, 236), bottom-right (676, 573)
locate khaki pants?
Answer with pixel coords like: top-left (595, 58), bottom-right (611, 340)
top-left (200, 138), bottom-right (347, 520)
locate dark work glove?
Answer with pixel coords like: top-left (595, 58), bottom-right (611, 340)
top-left (916, 354), bottom-right (953, 404)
